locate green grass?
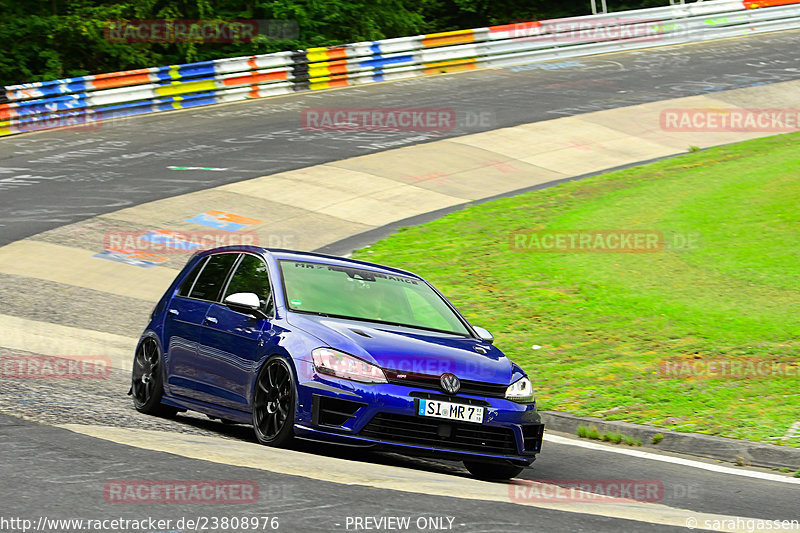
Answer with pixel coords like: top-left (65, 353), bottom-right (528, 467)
top-left (578, 425), bottom-right (601, 440)
top-left (577, 426), bottom-right (640, 446)
top-left (352, 133), bottom-right (800, 445)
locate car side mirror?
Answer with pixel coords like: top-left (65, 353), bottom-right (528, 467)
top-left (472, 326), bottom-right (494, 344)
top-left (224, 292), bottom-right (267, 319)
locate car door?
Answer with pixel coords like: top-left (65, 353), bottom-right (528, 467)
top-left (164, 252), bottom-right (239, 401)
top-left (197, 253), bottom-right (274, 410)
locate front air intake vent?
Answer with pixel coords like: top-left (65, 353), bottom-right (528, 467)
top-left (312, 395), bottom-right (366, 427)
top-left (522, 423), bottom-right (544, 453)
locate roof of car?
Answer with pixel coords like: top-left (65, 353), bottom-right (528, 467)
top-left (200, 246), bottom-right (423, 279)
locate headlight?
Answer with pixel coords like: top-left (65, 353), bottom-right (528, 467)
top-left (311, 348), bottom-right (387, 384)
top-left (505, 376), bottom-right (534, 403)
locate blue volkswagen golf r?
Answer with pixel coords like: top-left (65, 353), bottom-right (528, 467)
top-left (131, 246), bottom-right (543, 480)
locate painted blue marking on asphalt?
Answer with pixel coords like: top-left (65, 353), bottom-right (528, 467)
top-left (92, 250), bottom-right (162, 268)
top-left (186, 213), bottom-right (247, 232)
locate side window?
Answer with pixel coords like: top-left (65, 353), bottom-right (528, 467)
top-left (178, 256), bottom-right (208, 297)
top-left (224, 254), bottom-right (273, 314)
top-left (188, 253), bottom-right (238, 301)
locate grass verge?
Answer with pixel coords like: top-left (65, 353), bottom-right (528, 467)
top-left (352, 134), bottom-right (800, 445)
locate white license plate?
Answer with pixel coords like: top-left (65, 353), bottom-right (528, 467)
top-left (418, 399), bottom-right (484, 424)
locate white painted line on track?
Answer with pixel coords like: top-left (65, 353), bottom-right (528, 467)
top-left (544, 434), bottom-right (800, 485)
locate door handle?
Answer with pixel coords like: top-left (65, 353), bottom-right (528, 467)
top-left (205, 316), bottom-right (218, 324)
top-left (168, 309), bottom-right (179, 316)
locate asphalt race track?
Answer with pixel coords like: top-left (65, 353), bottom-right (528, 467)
top-left (2, 30), bottom-right (800, 533)
top-left (2, 410), bottom-right (799, 532)
top-left (0, 415), bottom-right (718, 533)
top-left (3, 31), bottom-right (800, 246)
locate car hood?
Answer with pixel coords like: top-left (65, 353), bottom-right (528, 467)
top-left (287, 313), bottom-right (513, 385)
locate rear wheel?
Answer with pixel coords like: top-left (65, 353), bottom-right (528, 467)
top-left (252, 356), bottom-right (296, 447)
top-left (463, 461), bottom-right (525, 481)
top-left (131, 337), bottom-right (178, 417)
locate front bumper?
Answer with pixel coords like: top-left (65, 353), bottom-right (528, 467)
top-left (293, 359), bottom-right (544, 463)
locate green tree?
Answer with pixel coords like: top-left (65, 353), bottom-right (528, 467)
top-left (0, 0), bottom-right (660, 86)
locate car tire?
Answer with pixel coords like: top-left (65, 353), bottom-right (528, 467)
top-left (252, 356), bottom-right (296, 447)
top-left (463, 460), bottom-right (525, 481)
top-left (131, 336), bottom-right (178, 418)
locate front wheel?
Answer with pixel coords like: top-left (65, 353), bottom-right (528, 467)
top-left (252, 356), bottom-right (296, 447)
top-left (463, 461), bottom-right (525, 481)
top-left (131, 336), bottom-right (178, 417)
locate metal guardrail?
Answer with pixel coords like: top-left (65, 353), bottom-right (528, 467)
top-left (2, 0), bottom-right (800, 136)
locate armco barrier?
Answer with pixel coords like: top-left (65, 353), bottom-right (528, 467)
top-left (2, 0), bottom-right (800, 136)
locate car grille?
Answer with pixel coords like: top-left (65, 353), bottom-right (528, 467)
top-left (360, 412), bottom-right (518, 455)
top-left (384, 370), bottom-right (507, 399)
top-left (409, 391), bottom-right (490, 407)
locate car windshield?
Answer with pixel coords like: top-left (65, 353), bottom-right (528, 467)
top-left (279, 260), bottom-right (470, 336)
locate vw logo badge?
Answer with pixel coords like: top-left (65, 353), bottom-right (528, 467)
top-left (440, 373), bottom-right (461, 395)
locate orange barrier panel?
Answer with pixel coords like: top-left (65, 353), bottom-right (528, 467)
top-left (92, 68), bottom-right (153, 80)
top-left (744, 0), bottom-right (800, 8)
top-left (222, 71), bottom-right (288, 87)
top-left (423, 30), bottom-right (475, 48)
top-left (307, 46), bottom-right (349, 63)
top-left (91, 74), bottom-right (153, 90)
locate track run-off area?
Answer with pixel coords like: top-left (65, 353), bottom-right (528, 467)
top-left (2, 30), bottom-right (800, 533)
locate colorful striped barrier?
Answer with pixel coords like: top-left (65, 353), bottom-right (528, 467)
top-left (3, 0), bottom-right (800, 136)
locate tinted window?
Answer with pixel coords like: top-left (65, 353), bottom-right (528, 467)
top-left (188, 253), bottom-right (238, 301)
top-left (279, 260), bottom-right (469, 335)
top-left (224, 255), bottom-right (273, 313)
top-left (178, 256), bottom-right (208, 297)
